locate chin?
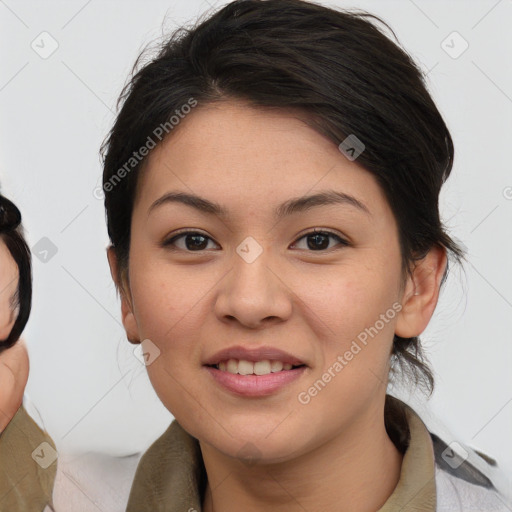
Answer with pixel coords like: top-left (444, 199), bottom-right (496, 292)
top-left (212, 438), bottom-right (303, 466)
top-left (194, 418), bottom-right (311, 464)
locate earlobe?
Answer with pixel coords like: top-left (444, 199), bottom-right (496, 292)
top-left (106, 246), bottom-right (141, 345)
top-left (120, 298), bottom-right (141, 345)
top-left (394, 246), bottom-right (447, 339)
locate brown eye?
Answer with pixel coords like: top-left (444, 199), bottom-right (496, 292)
top-left (163, 231), bottom-right (218, 251)
top-left (292, 230), bottom-right (349, 251)
top-left (162, 229), bottom-right (349, 253)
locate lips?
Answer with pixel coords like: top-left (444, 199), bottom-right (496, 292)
top-left (203, 346), bottom-right (308, 396)
top-left (203, 345), bottom-right (306, 367)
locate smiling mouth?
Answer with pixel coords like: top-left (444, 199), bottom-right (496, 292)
top-left (206, 359), bottom-right (306, 376)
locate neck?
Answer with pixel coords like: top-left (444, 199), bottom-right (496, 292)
top-left (201, 398), bottom-right (404, 512)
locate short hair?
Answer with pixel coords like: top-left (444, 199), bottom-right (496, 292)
top-left (101, 0), bottom-right (465, 394)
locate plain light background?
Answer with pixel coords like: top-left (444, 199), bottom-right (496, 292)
top-left (1, 0), bottom-right (511, 482)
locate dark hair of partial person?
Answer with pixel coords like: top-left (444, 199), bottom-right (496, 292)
top-left (100, 0), bottom-right (466, 405)
top-left (0, 193), bottom-right (32, 353)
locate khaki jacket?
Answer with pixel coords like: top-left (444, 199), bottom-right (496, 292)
top-left (0, 405), bottom-right (56, 511)
top-left (125, 395), bottom-right (436, 511)
top-left (1, 396), bottom-right (509, 511)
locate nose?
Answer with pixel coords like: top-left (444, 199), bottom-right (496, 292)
top-left (213, 241), bottom-right (293, 330)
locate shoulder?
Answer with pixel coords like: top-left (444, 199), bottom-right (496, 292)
top-left (0, 404), bottom-right (58, 511)
top-left (50, 450), bottom-right (142, 512)
top-left (435, 466), bottom-right (510, 511)
top-left (42, 451), bottom-right (141, 512)
top-left (431, 433), bottom-right (512, 511)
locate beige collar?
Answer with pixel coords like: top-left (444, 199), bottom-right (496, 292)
top-left (377, 397), bottom-right (436, 511)
top-left (127, 396), bottom-right (436, 511)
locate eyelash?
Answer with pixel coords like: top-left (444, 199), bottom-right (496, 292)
top-left (162, 228), bottom-right (350, 253)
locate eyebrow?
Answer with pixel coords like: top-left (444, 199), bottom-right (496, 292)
top-left (148, 190), bottom-right (371, 219)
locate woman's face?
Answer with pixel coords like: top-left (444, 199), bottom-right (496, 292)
top-left (0, 239), bottom-right (19, 341)
top-left (114, 100), bottom-right (427, 463)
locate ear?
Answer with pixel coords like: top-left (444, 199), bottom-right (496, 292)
top-left (395, 245), bottom-right (447, 338)
top-left (106, 246), bottom-right (141, 345)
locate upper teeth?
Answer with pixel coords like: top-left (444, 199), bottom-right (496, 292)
top-left (216, 359), bottom-right (294, 375)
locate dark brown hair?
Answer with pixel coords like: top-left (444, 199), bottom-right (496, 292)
top-left (100, 0), bottom-right (465, 395)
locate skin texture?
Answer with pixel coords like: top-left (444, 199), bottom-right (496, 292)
top-left (0, 239), bottom-right (18, 341)
top-left (0, 339), bottom-right (29, 433)
top-left (108, 99), bottom-right (447, 512)
top-left (0, 240), bottom-right (28, 433)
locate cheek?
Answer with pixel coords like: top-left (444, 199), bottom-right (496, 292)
top-left (130, 268), bottom-right (208, 418)
top-left (294, 258), bottom-right (401, 407)
top-left (128, 264), bottom-right (212, 389)
top-left (294, 271), bottom-right (400, 426)
top-left (296, 259), bottom-right (401, 339)
top-left (129, 263), bottom-right (203, 341)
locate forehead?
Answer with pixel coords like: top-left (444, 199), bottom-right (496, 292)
top-left (134, 100), bottom-right (389, 220)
